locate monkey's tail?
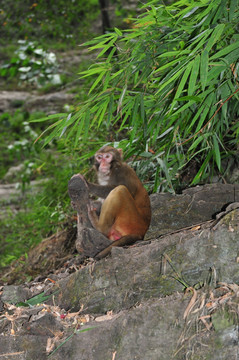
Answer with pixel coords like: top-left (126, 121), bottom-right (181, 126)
top-left (94, 234), bottom-right (142, 260)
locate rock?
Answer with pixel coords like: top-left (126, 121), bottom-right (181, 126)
top-left (0, 91), bottom-right (30, 113)
top-left (0, 183), bottom-right (21, 201)
top-left (0, 335), bottom-right (48, 360)
top-left (19, 312), bottom-right (64, 337)
top-left (1, 184), bottom-right (239, 359)
top-left (50, 295), bottom-right (188, 360)
top-left (0, 90), bottom-right (74, 114)
top-left (230, 167), bottom-right (239, 183)
top-left (24, 91), bottom-right (74, 113)
top-left (49, 208), bottom-right (239, 313)
top-left (48, 294), bottom-right (239, 360)
top-left (148, 183), bottom-right (239, 237)
top-left (2, 164), bottom-right (25, 181)
top-left (1, 285), bottom-right (31, 304)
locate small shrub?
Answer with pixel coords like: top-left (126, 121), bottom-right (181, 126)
top-left (0, 40), bottom-right (61, 87)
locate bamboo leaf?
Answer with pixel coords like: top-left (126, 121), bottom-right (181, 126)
top-left (154, 57), bottom-right (184, 73)
top-left (207, 63), bottom-right (226, 82)
top-left (195, 92), bottom-right (215, 132)
top-left (191, 151), bottom-right (212, 184)
top-left (80, 67), bottom-right (107, 78)
top-left (117, 85), bottom-right (127, 113)
top-left (140, 93), bottom-right (145, 124)
top-left (114, 27), bottom-right (122, 36)
top-left (188, 55), bottom-right (200, 96)
top-left (97, 39), bottom-right (116, 58)
top-left (182, 6), bottom-right (199, 18)
top-left (130, 95), bottom-right (140, 141)
top-left (34, 119), bottom-right (63, 144)
top-left (200, 49), bottom-right (209, 91)
top-left (74, 118), bottom-right (85, 146)
top-left (210, 41), bottom-right (239, 60)
top-left (224, 47), bottom-right (239, 64)
top-left (189, 29), bottom-right (212, 55)
top-left (89, 70), bottom-right (106, 94)
top-left (43, 121), bottom-right (63, 146)
top-left (156, 157), bottom-right (174, 192)
top-left (188, 135), bottom-right (204, 152)
top-left (172, 100), bottom-right (196, 117)
top-left (229, 0), bottom-right (238, 20)
top-left (157, 127), bottom-right (174, 139)
top-left (177, 95), bottom-right (201, 102)
top-left (107, 94), bottom-right (114, 126)
top-left (98, 99), bottom-right (109, 126)
top-left (155, 67), bottom-right (185, 95)
top-left (213, 135), bottom-right (221, 170)
top-left (103, 70), bottom-right (111, 91)
top-left (157, 50), bottom-right (190, 58)
top-left (220, 82), bottom-right (230, 120)
top-left (118, 98), bottom-right (134, 130)
top-left (205, 24), bottom-right (225, 53)
top-left (111, 68), bottom-right (124, 79)
top-left (87, 35), bottom-right (116, 50)
top-left (30, 113), bottom-right (67, 123)
top-left (83, 110), bottom-right (90, 141)
top-left (106, 46), bottom-right (117, 63)
top-left (170, 62), bottom-right (193, 111)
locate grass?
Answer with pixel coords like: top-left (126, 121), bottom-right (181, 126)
top-left (0, 108), bottom-right (88, 268)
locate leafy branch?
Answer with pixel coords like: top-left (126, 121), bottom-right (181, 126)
top-left (35, 0), bottom-right (239, 191)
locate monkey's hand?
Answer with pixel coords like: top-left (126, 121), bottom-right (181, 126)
top-left (70, 173), bottom-right (89, 188)
top-left (87, 203), bottom-right (100, 230)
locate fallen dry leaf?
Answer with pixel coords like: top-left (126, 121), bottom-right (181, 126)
top-left (183, 287), bottom-right (197, 319)
top-left (95, 313), bottom-right (115, 322)
top-left (46, 337), bottom-right (55, 354)
top-left (191, 225), bottom-right (201, 231)
top-left (199, 315), bottom-right (212, 331)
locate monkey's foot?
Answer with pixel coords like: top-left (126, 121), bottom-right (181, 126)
top-left (68, 175), bottom-right (92, 228)
top-left (76, 227), bottom-right (112, 258)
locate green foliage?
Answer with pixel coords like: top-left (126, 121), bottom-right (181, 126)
top-left (0, 40), bottom-right (61, 87)
top-left (0, 160), bottom-right (73, 268)
top-left (0, 110), bottom-right (90, 268)
top-left (0, 0), bottom-right (99, 45)
top-left (37, 0), bottom-right (239, 191)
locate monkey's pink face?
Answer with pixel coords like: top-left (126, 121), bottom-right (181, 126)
top-left (95, 152), bottom-right (113, 173)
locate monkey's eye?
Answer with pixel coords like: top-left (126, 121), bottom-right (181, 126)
top-left (103, 153), bottom-right (113, 162)
top-left (95, 155), bottom-right (102, 162)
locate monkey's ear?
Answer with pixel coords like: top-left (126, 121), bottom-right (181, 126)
top-left (117, 148), bottom-right (123, 159)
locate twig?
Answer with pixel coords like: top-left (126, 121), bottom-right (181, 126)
top-left (0, 352), bottom-right (24, 357)
top-left (183, 287), bottom-right (197, 319)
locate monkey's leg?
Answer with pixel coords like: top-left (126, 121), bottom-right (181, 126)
top-left (68, 175), bottom-right (112, 257)
top-left (94, 185), bottom-right (149, 238)
top-left (93, 185), bottom-right (149, 260)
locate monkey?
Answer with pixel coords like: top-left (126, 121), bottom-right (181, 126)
top-left (68, 145), bottom-right (151, 260)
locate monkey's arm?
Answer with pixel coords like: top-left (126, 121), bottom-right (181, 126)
top-left (87, 182), bottom-right (115, 199)
top-left (72, 174), bottom-right (115, 199)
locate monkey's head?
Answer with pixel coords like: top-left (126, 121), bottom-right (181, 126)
top-left (94, 146), bottom-right (123, 175)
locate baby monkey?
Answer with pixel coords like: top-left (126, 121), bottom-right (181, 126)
top-left (68, 145), bottom-right (151, 260)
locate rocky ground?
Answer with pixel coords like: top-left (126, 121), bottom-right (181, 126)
top-left (0, 183), bottom-right (239, 360)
